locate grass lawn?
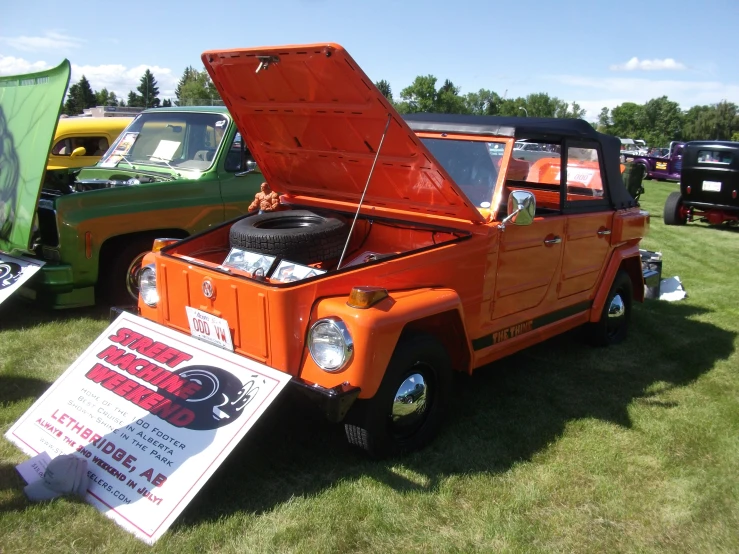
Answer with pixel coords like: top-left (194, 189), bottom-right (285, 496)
top-left (1, 181), bottom-right (737, 553)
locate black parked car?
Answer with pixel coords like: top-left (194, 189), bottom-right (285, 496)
top-left (664, 141), bottom-right (739, 226)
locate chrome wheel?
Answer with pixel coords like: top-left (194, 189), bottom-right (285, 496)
top-left (391, 369), bottom-right (430, 435)
top-left (587, 271), bottom-right (632, 347)
top-left (606, 293), bottom-right (625, 338)
top-left (343, 334), bottom-right (452, 457)
top-left (125, 251), bottom-right (148, 301)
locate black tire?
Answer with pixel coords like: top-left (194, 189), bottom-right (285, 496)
top-left (229, 210), bottom-right (348, 264)
top-left (663, 191), bottom-right (687, 226)
top-left (587, 271), bottom-right (633, 347)
top-left (101, 236), bottom-right (157, 305)
top-left (640, 164), bottom-right (651, 180)
top-left (344, 333), bottom-right (452, 458)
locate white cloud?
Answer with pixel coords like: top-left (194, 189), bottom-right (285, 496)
top-left (72, 63), bottom-right (178, 99)
top-left (0, 31), bottom-right (84, 53)
top-left (549, 74), bottom-right (739, 121)
top-left (553, 74), bottom-right (739, 102)
top-left (0, 55), bottom-right (179, 100)
top-left (0, 55), bottom-right (50, 75)
top-left (610, 57), bottom-right (686, 71)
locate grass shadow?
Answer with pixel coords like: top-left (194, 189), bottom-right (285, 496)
top-left (0, 297), bottom-right (110, 332)
top-left (0, 462), bottom-right (31, 514)
top-left (0, 376), bottom-right (51, 406)
top-left (171, 298), bottom-right (735, 527)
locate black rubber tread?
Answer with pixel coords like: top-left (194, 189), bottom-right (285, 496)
top-left (344, 425), bottom-right (371, 452)
top-left (663, 191), bottom-right (687, 226)
top-left (587, 270), bottom-right (633, 347)
top-left (229, 210), bottom-right (348, 264)
top-left (639, 163), bottom-right (651, 180)
top-left (101, 236), bottom-right (157, 305)
top-left (343, 333), bottom-right (452, 458)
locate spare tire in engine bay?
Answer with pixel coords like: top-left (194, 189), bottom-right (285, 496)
top-left (228, 210), bottom-right (349, 265)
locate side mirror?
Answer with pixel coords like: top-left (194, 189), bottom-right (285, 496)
top-left (236, 160), bottom-right (258, 177)
top-left (503, 190), bottom-right (536, 226)
top-left (70, 146), bottom-right (86, 158)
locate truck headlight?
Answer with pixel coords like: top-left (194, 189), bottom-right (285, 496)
top-left (308, 317), bottom-right (353, 372)
top-left (139, 264), bottom-right (159, 307)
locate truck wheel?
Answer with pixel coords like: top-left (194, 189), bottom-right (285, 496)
top-left (229, 210), bottom-right (347, 265)
top-left (587, 271), bottom-right (632, 347)
top-left (639, 164), bottom-right (651, 180)
top-left (344, 333), bottom-right (452, 458)
top-left (102, 237), bottom-right (156, 305)
top-left (663, 191), bottom-right (687, 225)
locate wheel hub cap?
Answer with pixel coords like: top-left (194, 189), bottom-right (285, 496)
top-left (608, 294), bottom-right (625, 319)
top-left (391, 373), bottom-right (428, 428)
top-left (126, 252), bottom-right (148, 300)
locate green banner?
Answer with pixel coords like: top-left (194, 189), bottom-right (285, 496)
top-left (0, 60), bottom-right (70, 254)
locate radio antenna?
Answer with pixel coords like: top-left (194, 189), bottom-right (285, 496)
top-left (336, 113), bottom-right (392, 270)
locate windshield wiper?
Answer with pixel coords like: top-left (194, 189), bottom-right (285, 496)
top-left (147, 156), bottom-right (182, 177)
top-left (114, 155), bottom-right (137, 170)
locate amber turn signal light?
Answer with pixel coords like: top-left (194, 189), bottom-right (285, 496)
top-left (85, 232), bottom-right (92, 259)
top-left (152, 238), bottom-right (180, 253)
top-left (347, 286), bottom-right (389, 309)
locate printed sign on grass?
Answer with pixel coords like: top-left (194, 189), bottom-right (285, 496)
top-left (5, 311), bottom-right (291, 544)
top-left (0, 253), bottom-right (44, 305)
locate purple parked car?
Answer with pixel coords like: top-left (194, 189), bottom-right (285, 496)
top-left (624, 141), bottom-right (685, 181)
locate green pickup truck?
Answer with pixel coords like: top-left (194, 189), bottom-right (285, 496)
top-left (0, 61), bottom-right (263, 308)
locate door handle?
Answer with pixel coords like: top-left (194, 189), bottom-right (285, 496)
top-left (543, 236), bottom-right (561, 245)
top-left (597, 229), bottom-right (612, 236)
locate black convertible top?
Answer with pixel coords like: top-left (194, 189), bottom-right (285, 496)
top-left (403, 113), bottom-right (636, 209)
top-left (403, 112), bottom-right (600, 140)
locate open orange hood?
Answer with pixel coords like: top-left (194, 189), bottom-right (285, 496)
top-left (202, 43), bottom-right (485, 225)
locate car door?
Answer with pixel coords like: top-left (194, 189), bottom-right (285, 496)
top-left (492, 216), bottom-right (565, 319)
top-left (557, 142), bottom-right (613, 299)
top-left (492, 143), bottom-right (565, 320)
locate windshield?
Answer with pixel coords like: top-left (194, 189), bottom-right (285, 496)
top-left (421, 138), bottom-right (506, 208)
top-left (99, 111), bottom-right (229, 171)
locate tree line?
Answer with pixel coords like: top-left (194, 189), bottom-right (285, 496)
top-left (62, 66), bottom-right (222, 115)
top-left (62, 65), bottom-right (739, 146)
top-left (375, 77), bottom-right (739, 146)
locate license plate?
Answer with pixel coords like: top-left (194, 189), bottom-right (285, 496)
top-left (702, 180), bottom-right (721, 192)
top-left (185, 306), bottom-right (234, 351)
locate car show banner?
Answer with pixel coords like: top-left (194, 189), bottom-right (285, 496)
top-left (5, 311), bottom-right (292, 544)
top-left (0, 253), bottom-right (44, 306)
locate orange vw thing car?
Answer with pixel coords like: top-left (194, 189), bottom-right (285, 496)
top-left (135, 44), bottom-right (649, 458)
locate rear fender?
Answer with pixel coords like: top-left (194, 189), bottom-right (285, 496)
top-left (590, 246), bottom-right (644, 323)
top-left (299, 288), bottom-right (469, 399)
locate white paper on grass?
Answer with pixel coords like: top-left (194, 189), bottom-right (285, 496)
top-left (659, 276), bottom-right (687, 301)
top-left (16, 451), bottom-right (52, 484)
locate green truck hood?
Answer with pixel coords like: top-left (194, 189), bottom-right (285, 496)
top-left (0, 60), bottom-right (70, 254)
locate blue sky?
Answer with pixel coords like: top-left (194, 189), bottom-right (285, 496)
top-left (2, 0), bottom-right (737, 120)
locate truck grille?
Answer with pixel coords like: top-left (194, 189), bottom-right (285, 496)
top-left (37, 207), bottom-right (59, 246)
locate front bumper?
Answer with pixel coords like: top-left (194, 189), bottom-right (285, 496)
top-left (18, 262), bottom-right (95, 308)
top-left (290, 380), bottom-right (361, 423)
top-left (109, 307), bottom-right (362, 423)
top-left (25, 262), bottom-right (75, 292)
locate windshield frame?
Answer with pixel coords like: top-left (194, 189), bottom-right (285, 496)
top-left (419, 135), bottom-right (512, 219)
top-left (98, 110), bottom-right (232, 173)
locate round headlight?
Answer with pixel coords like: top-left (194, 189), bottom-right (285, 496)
top-left (308, 318), bottom-right (353, 372)
top-left (139, 264), bottom-right (159, 307)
